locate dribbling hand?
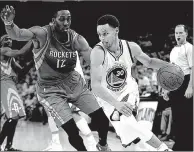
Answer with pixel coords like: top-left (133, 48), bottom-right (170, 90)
top-left (114, 102), bottom-right (133, 117)
top-left (1, 5), bottom-right (15, 25)
top-left (161, 89), bottom-right (170, 101)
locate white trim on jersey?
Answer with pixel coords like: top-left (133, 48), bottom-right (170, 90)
top-left (74, 51), bottom-right (85, 82)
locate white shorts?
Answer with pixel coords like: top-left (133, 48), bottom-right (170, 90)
top-left (97, 92), bottom-right (153, 146)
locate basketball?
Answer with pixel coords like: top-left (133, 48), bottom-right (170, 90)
top-left (157, 64), bottom-right (184, 91)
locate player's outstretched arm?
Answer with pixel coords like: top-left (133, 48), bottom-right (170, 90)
top-left (90, 46), bottom-right (133, 117)
top-left (1, 5), bottom-right (45, 42)
top-left (0, 41), bottom-right (33, 57)
top-left (129, 42), bottom-right (172, 70)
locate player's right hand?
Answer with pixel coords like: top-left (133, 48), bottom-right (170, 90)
top-left (1, 5), bottom-right (15, 24)
top-left (162, 89), bottom-right (170, 101)
top-left (114, 102), bottom-right (133, 117)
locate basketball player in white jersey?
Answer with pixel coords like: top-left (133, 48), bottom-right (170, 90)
top-left (43, 52), bottom-right (97, 151)
top-left (90, 14), bottom-right (173, 151)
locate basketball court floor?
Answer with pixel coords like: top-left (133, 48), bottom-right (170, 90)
top-left (0, 118), bottom-right (174, 151)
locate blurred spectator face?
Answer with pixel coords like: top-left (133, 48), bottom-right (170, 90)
top-left (147, 68), bottom-right (153, 75)
top-left (175, 25), bottom-right (187, 45)
top-left (146, 86), bottom-right (153, 92)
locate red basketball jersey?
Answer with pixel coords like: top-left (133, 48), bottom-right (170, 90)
top-left (32, 25), bottom-right (78, 84)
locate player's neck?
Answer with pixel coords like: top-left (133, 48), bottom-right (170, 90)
top-left (108, 39), bottom-right (120, 54)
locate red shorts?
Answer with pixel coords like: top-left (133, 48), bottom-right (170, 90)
top-left (37, 71), bottom-right (100, 127)
top-left (1, 79), bottom-right (26, 119)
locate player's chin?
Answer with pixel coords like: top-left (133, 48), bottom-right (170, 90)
top-left (61, 28), bottom-right (69, 32)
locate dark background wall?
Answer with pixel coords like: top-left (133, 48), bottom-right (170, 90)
top-left (0, 1), bottom-right (193, 49)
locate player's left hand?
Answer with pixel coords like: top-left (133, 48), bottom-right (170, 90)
top-left (184, 86), bottom-right (193, 99)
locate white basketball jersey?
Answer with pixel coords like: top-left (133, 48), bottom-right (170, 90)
top-left (96, 40), bottom-right (139, 104)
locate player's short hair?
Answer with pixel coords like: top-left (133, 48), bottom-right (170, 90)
top-left (53, 6), bottom-right (70, 18)
top-left (175, 24), bottom-right (188, 34)
top-left (97, 14), bottom-right (120, 28)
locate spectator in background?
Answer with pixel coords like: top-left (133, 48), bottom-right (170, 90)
top-left (147, 68), bottom-right (158, 97)
top-left (137, 70), bottom-right (151, 97)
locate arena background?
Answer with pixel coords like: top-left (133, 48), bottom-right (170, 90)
top-left (0, 0), bottom-right (193, 151)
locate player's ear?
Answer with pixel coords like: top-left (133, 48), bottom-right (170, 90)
top-left (115, 27), bottom-right (119, 33)
top-left (52, 18), bottom-right (55, 24)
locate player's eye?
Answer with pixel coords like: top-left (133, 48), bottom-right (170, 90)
top-left (59, 16), bottom-right (71, 23)
top-left (67, 17), bottom-right (71, 22)
top-left (103, 33), bottom-right (107, 36)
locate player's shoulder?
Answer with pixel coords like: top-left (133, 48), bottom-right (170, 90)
top-left (126, 41), bottom-right (140, 48)
top-left (69, 29), bottom-right (79, 38)
top-left (125, 40), bottom-right (142, 56)
top-left (91, 42), bottom-right (105, 62)
top-left (28, 25), bottom-right (48, 39)
top-left (93, 42), bottom-right (105, 53)
top-left (69, 29), bottom-right (85, 45)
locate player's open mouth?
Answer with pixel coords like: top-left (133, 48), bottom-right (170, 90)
top-left (177, 38), bottom-right (181, 41)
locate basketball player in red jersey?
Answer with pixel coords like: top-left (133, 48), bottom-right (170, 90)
top-left (0, 34), bottom-right (34, 151)
top-left (1, 5), bottom-right (110, 151)
top-left (90, 14), bottom-right (174, 151)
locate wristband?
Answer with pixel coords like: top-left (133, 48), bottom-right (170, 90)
top-left (4, 20), bottom-right (13, 26)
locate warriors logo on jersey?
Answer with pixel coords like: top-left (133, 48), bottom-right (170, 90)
top-left (106, 61), bottom-right (127, 92)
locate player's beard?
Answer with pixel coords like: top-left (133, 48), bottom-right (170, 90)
top-left (55, 22), bottom-right (69, 33)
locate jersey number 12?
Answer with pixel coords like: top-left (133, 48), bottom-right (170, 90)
top-left (57, 59), bottom-right (66, 68)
